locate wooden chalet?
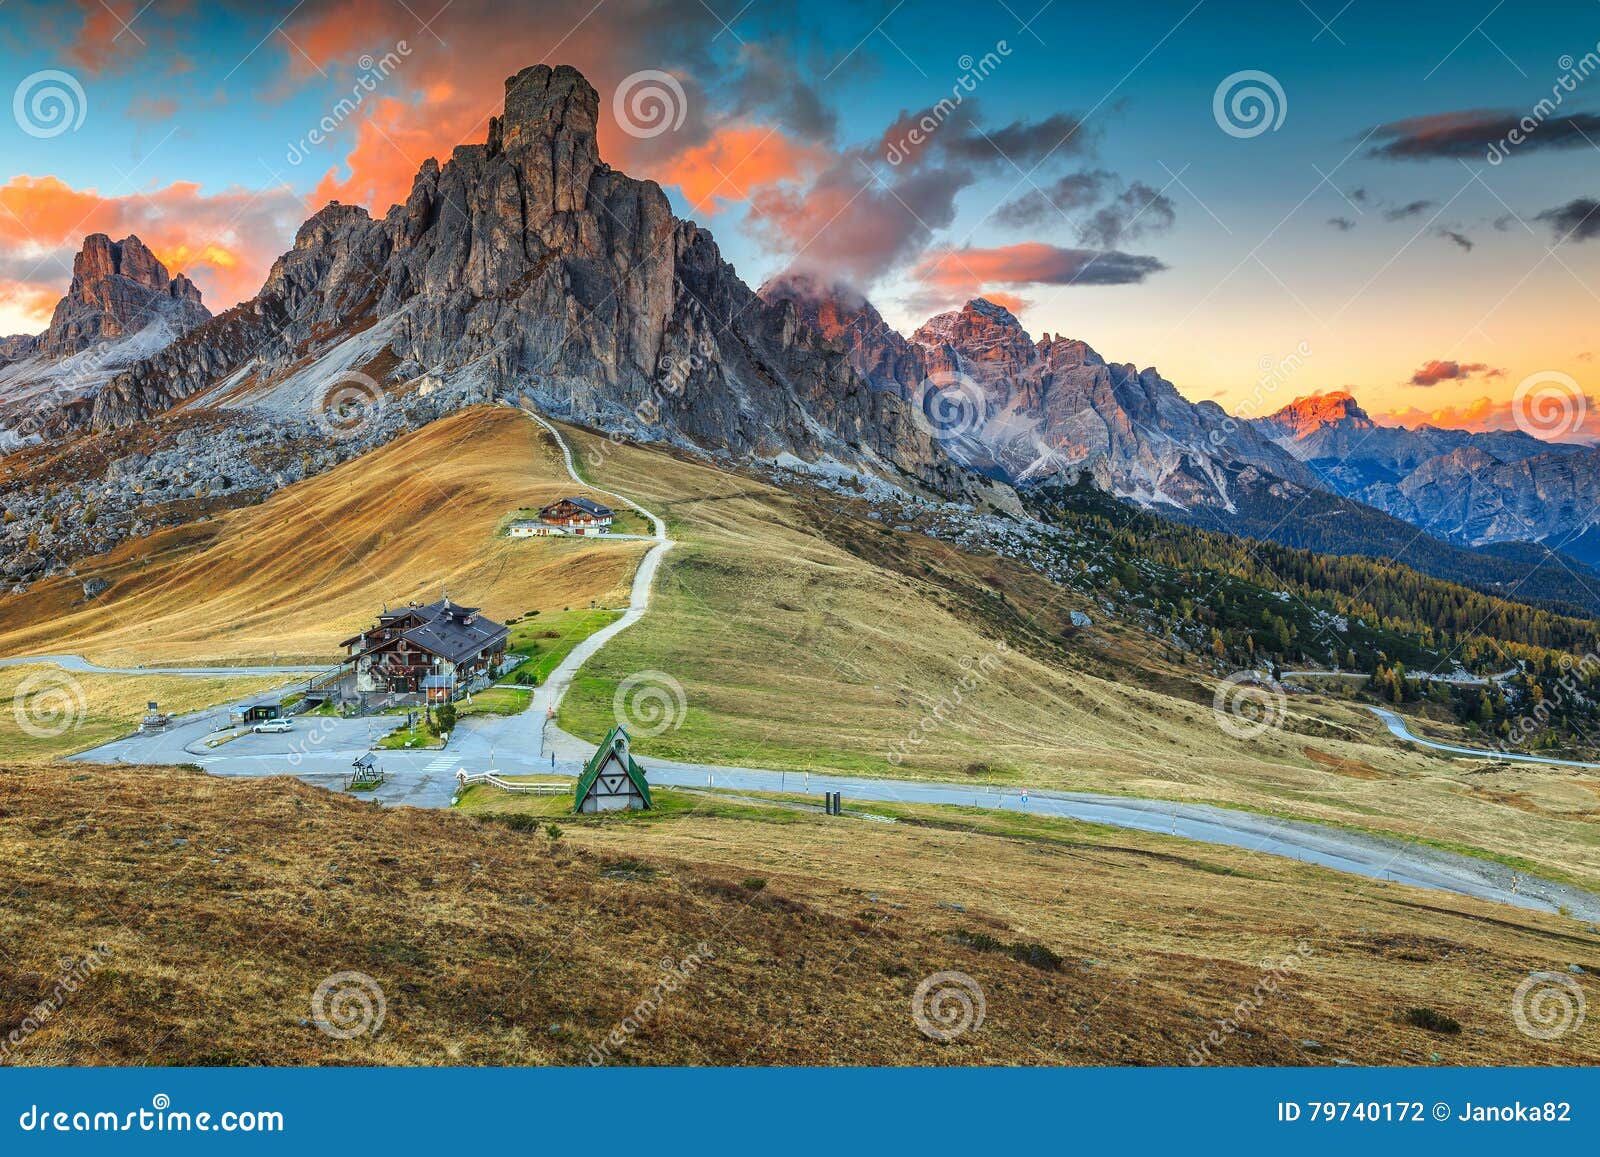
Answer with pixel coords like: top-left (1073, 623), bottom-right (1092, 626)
top-left (537, 496), bottom-right (613, 535)
top-left (574, 725), bottom-right (653, 813)
top-left (340, 597), bottom-right (508, 703)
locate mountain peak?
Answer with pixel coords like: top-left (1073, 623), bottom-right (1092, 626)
top-left (492, 63), bottom-right (600, 161)
top-left (965, 297), bottom-right (1022, 327)
top-left (37, 233), bottom-right (208, 359)
top-left (913, 297), bottom-right (1031, 350)
top-left (1263, 390), bottom-right (1372, 439)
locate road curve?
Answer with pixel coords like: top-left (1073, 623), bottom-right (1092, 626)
top-left (56, 410), bottom-right (1600, 921)
top-left (0, 653), bottom-right (314, 677)
top-left (519, 408), bottom-right (674, 758)
top-left (512, 414), bottom-right (1600, 921)
top-left (1366, 705), bottom-right (1600, 770)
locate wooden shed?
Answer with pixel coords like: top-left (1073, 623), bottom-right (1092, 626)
top-left (574, 725), bottom-right (653, 813)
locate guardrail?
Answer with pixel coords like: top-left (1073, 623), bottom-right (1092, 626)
top-left (456, 771), bottom-right (569, 795)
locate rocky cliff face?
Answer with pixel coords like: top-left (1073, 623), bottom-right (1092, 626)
top-left (1364, 444), bottom-right (1600, 559)
top-left (756, 271), bottom-right (924, 394)
top-left (38, 234), bottom-right (207, 359)
top-left (759, 289), bottom-right (1317, 509)
top-left (0, 335), bottom-right (38, 365)
top-left (0, 234), bottom-right (210, 449)
top-left (59, 66), bottom-right (974, 497)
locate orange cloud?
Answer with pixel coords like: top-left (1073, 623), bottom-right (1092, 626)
top-left (0, 175), bottom-right (304, 315)
top-left (307, 95), bottom-right (478, 214)
top-left (64, 0), bottom-right (139, 72)
top-left (653, 125), bottom-right (819, 214)
top-left (0, 282), bottom-right (67, 332)
top-left (1407, 358), bottom-right (1501, 386)
top-left (979, 291), bottom-right (1029, 317)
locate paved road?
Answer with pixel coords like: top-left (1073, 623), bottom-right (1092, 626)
top-left (1283, 667), bottom-right (1518, 687)
top-left (1366, 706), bottom-right (1600, 770)
top-left (58, 411), bottom-right (1600, 920)
top-left (0, 653), bottom-right (315, 677)
top-left (519, 407), bottom-right (675, 764)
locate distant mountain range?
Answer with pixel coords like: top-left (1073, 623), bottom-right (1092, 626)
top-left (1252, 390), bottom-right (1600, 568)
top-left (1, 62), bottom-right (1596, 613)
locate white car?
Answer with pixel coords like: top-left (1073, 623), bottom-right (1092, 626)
top-left (251, 718), bottom-right (294, 734)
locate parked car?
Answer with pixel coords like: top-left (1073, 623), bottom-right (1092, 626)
top-left (251, 718), bottom-right (294, 734)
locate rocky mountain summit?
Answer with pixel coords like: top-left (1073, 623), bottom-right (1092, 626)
top-left (0, 234), bottom-right (210, 449)
top-left (38, 234), bottom-right (207, 359)
top-left (1254, 390), bottom-right (1575, 491)
top-left (36, 65), bottom-right (976, 500)
top-left (760, 283), bottom-right (1316, 509)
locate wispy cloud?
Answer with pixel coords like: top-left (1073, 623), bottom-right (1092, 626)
top-left (1368, 108), bottom-right (1600, 160)
top-left (1407, 358), bottom-right (1501, 386)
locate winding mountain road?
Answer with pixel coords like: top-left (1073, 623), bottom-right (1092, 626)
top-left (518, 407), bottom-right (674, 758)
top-left (48, 408), bottom-right (1600, 920)
top-left (0, 654), bottom-right (314, 677)
top-left (1366, 706), bottom-right (1600, 770)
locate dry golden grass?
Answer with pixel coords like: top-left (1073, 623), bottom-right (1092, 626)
top-left (0, 665), bottom-right (291, 760)
top-left (4, 762), bottom-right (1596, 1066)
top-left (0, 408), bottom-right (646, 666)
top-left (556, 427), bottom-right (1600, 889)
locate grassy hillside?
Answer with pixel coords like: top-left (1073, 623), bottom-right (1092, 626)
top-left (0, 408), bottom-right (647, 666)
top-left (554, 426), bottom-right (1600, 888)
top-left (4, 762), bottom-right (1595, 1066)
top-left (7, 407), bottom-right (1600, 887)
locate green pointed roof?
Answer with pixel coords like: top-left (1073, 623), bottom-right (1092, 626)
top-left (574, 724), bottom-right (653, 811)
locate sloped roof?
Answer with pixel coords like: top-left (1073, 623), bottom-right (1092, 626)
top-left (402, 612), bottom-right (507, 665)
top-left (541, 496), bottom-right (613, 518)
top-left (574, 725), bottom-right (653, 811)
top-left (347, 598), bottom-right (506, 665)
